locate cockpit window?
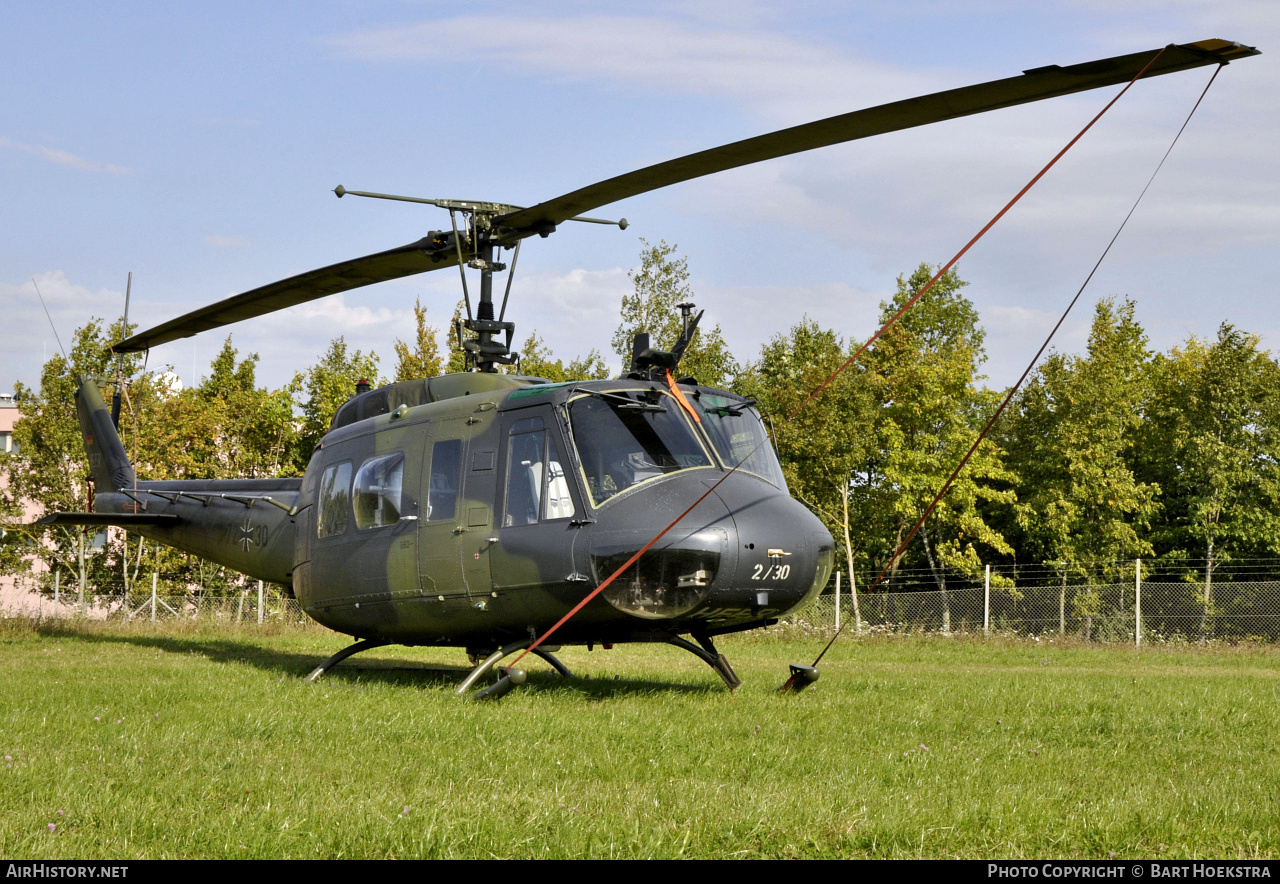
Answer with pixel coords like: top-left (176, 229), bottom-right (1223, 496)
top-left (317, 461), bottom-right (352, 538)
top-left (569, 390), bottom-right (712, 505)
top-left (693, 393), bottom-right (788, 491)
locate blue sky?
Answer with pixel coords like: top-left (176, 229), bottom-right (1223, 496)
top-left (3, 1), bottom-right (1277, 394)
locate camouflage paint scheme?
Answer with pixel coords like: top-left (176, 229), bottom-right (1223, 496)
top-left (75, 374), bottom-right (834, 655)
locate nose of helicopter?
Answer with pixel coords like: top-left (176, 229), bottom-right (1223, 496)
top-left (708, 470), bottom-right (834, 620)
top-left (586, 471), bottom-right (833, 622)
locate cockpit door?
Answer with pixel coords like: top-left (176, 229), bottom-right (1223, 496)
top-left (489, 411), bottom-right (591, 610)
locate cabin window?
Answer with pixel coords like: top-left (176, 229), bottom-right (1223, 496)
top-left (427, 439), bottom-right (462, 522)
top-left (504, 419), bottom-right (576, 526)
top-left (316, 461), bottom-right (352, 538)
top-left (568, 391), bottom-right (712, 506)
top-left (353, 452), bottom-right (404, 530)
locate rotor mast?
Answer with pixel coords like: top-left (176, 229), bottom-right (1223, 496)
top-left (334, 186), bottom-right (626, 373)
top-left (462, 227), bottom-right (517, 373)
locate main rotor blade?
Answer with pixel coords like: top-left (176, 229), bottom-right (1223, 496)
top-left (496, 39), bottom-right (1257, 233)
top-left (113, 237), bottom-right (458, 353)
top-left (116, 39), bottom-right (1255, 353)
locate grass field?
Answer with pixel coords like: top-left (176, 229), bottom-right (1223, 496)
top-left (2, 619), bottom-right (1279, 859)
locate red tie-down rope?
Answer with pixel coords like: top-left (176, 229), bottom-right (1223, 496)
top-left (509, 45), bottom-right (1193, 680)
top-left (795, 57), bottom-right (1225, 683)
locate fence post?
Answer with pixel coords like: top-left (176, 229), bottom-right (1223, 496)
top-left (834, 571), bottom-right (841, 631)
top-left (851, 569), bottom-right (862, 637)
top-left (1135, 558), bottom-right (1142, 649)
top-left (78, 529), bottom-right (87, 618)
top-left (258, 580), bottom-right (264, 626)
top-left (984, 564), bottom-right (990, 636)
top-left (150, 572), bottom-right (157, 623)
top-left (1059, 567), bottom-right (1066, 637)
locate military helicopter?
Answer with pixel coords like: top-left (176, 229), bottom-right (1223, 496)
top-left (47, 39), bottom-right (1257, 696)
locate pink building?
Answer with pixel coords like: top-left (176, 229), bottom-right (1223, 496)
top-left (0, 393), bottom-right (16, 455)
top-left (0, 394), bottom-right (50, 613)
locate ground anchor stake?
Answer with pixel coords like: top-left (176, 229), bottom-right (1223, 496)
top-left (778, 664), bottom-right (820, 693)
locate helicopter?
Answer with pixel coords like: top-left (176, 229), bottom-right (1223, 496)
top-left (44, 39), bottom-right (1257, 696)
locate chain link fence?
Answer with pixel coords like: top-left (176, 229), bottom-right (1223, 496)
top-left (789, 560), bottom-right (1280, 643)
top-left (9, 559), bottom-right (1280, 644)
top-left (3, 575), bottom-right (314, 627)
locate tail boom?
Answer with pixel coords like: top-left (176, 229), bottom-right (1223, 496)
top-left (55, 377), bottom-right (301, 586)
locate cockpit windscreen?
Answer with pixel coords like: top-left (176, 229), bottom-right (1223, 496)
top-left (569, 391), bottom-right (712, 505)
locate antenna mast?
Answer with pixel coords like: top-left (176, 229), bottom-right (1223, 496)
top-left (111, 272), bottom-right (132, 429)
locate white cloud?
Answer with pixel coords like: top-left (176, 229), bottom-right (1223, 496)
top-left (326, 14), bottom-right (941, 124)
top-left (0, 272), bottom-right (127, 392)
top-left (323, 10), bottom-right (1278, 304)
top-left (509, 266), bottom-right (632, 365)
top-left (0, 137), bottom-right (129, 175)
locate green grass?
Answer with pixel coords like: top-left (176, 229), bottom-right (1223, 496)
top-left (2, 619), bottom-right (1279, 858)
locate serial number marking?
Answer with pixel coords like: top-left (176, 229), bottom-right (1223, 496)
top-left (751, 563), bottom-right (790, 581)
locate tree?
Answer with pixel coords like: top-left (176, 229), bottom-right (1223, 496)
top-left (863, 265), bottom-right (1014, 626)
top-left (393, 298), bottom-right (444, 381)
top-left (1137, 324), bottom-right (1280, 633)
top-left (3, 329), bottom-right (305, 600)
top-left (142, 337), bottom-right (298, 481)
top-left (517, 331), bottom-right (610, 382)
top-left (1003, 298), bottom-right (1158, 629)
top-left (612, 240), bottom-right (739, 389)
top-left (291, 339), bottom-right (380, 467)
top-left (2, 319), bottom-right (149, 603)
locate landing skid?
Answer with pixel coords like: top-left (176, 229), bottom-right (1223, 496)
top-left (305, 636), bottom-right (737, 695)
top-left (303, 638), bottom-right (391, 683)
top-left (667, 634), bottom-right (741, 690)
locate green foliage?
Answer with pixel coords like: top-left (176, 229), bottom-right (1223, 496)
top-left (148, 337), bottom-right (296, 481)
top-left (612, 239), bottom-right (738, 389)
top-left (393, 298), bottom-right (444, 382)
top-left (290, 338), bottom-right (380, 467)
top-left (1003, 298), bottom-right (1158, 578)
top-left (517, 331), bottom-right (609, 382)
top-left (742, 265), bottom-right (1014, 595)
top-left (865, 265), bottom-right (1013, 585)
top-left (1139, 324), bottom-right (1280, 566)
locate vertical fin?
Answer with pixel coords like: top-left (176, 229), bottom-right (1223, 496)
top-left (75, 377), bottom-right (135, 492)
